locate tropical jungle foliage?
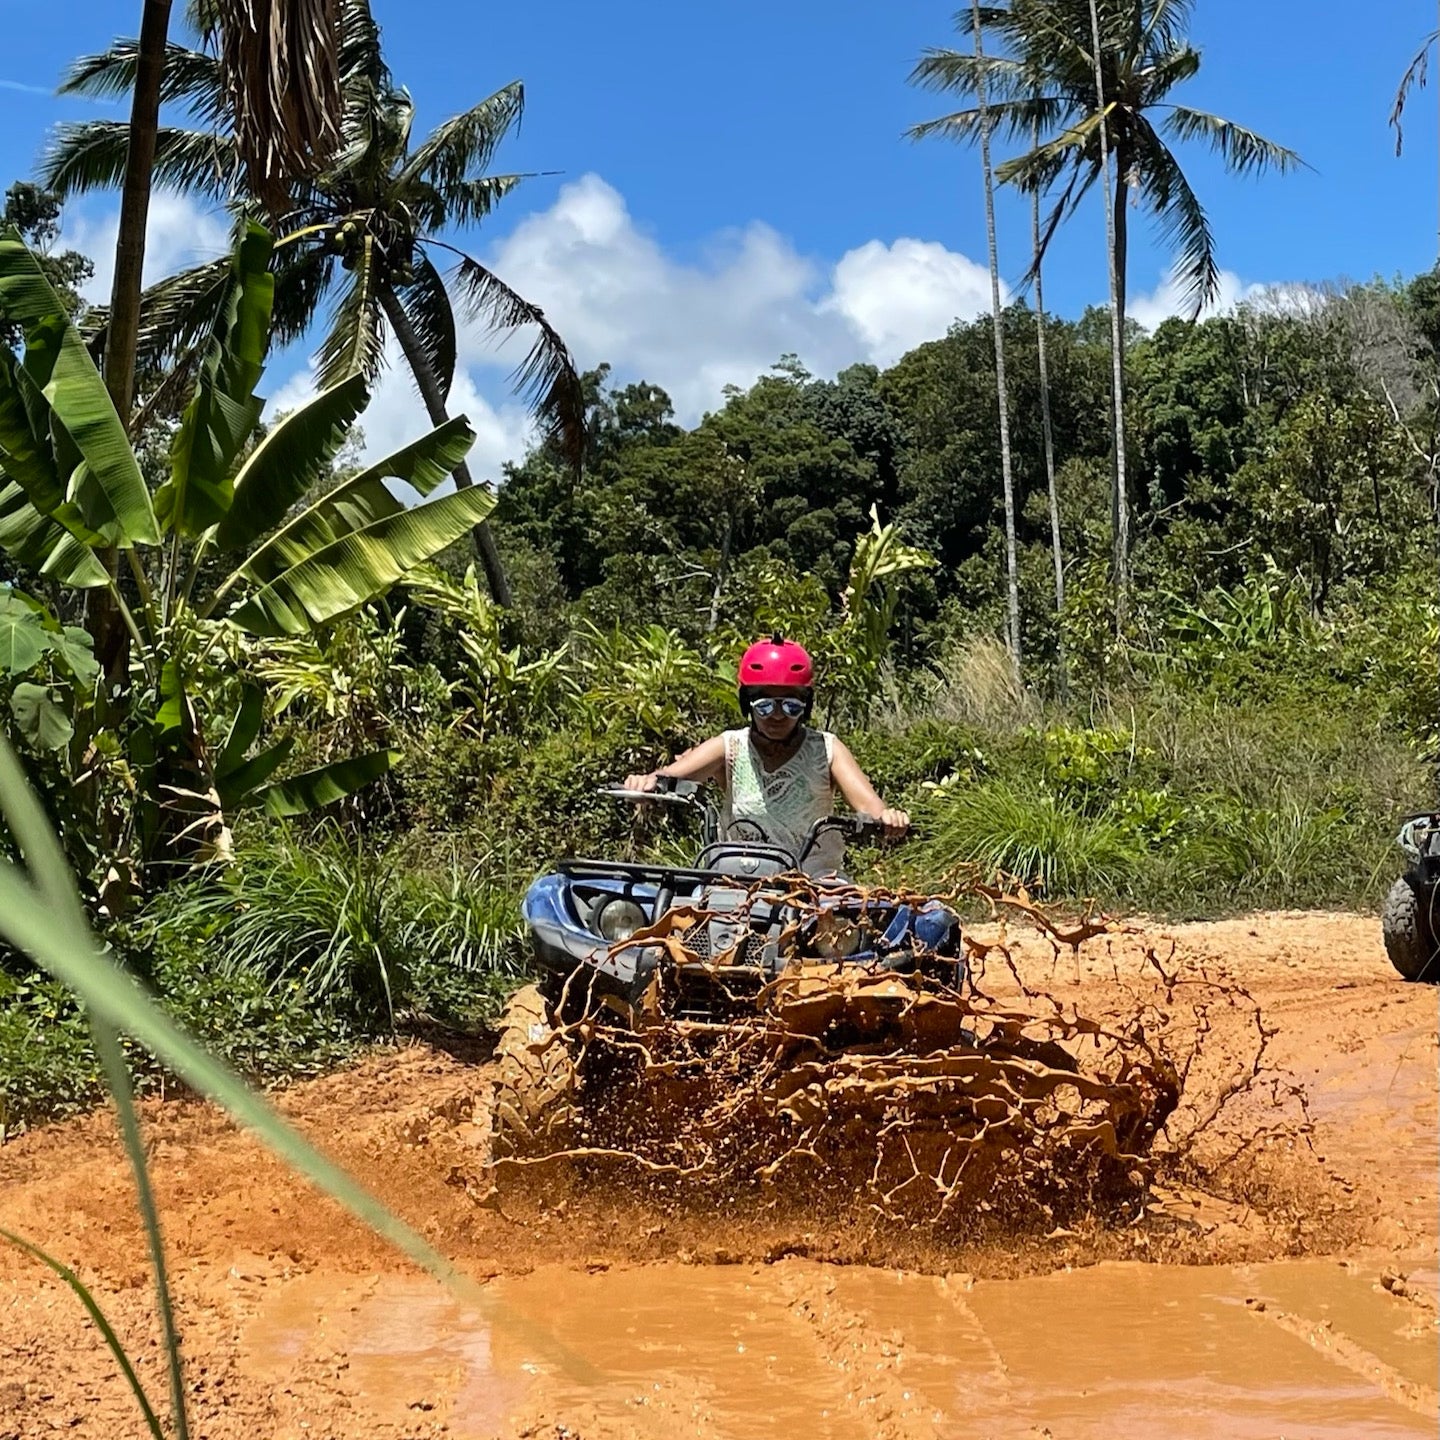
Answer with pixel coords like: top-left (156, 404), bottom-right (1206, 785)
top-left (0, 0), bottom-right (1436, 1142)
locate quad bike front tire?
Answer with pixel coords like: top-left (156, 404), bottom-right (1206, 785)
top-left (493, 983), bottom-right (578, 1150)
top-left (1381, 875), bottom-right (1440, 983)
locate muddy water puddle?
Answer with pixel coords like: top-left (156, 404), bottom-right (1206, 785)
top-left (244, 1256), bottom-right (1439, 1438)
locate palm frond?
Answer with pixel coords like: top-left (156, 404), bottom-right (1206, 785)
top-left (96, 255), bottom-right (237, 377)
top-left (207, 0), bottom-right (344, 214)
top-left (43, 123), bottom-right (239, 202)
top-left (994, 108), bottom-right (1106, 191)
top-left (909, 95), bottom-right (1064, 147)
top-left (950, 4), bottom-right (1020, 39)
top-left (1138, 44), bottom-right (1201, 103)
top-left (1138, 0), bottom-right (1198, 55)
top-left (396, 82), bottom-right (525, 194)
top-left (1389, 30), bottom-right (1437, 156)
top-left (389, 252), bottom-right (456, 402)
top-left (313, 233), bottom-right (384, 388)
top-left (269, 238), bottom-right (336, 347)
top-left (59, 39), bottom-right (228, 127)
top-left (413, 173), bottom-right (529, 232)
top-left (446, 247), bottom-right (585, 471)
top-left (908, 49), bottom-right (1034, 102)
top-left (1162, 105), bottom-right (1304, 179)
top-left (1132, 118), bottom-right (1218, 317)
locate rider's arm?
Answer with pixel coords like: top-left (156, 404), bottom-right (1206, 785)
top-left (623, 735), bottom-right (727, 791)
top-left (829, 738), bottom-right (911, 838)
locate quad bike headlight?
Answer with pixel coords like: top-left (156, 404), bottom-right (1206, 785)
top-left (813, 913), bottom-right (865, 959)
top-left (597, 898), bottom-right (647, 942)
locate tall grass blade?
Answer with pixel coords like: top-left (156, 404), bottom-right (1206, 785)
top-left (0, 1228), bottom-right (166, 1440)
top-left (90, 1020), bottom-right (190, 1440)
top-left (6, 727), bottom-right (192, 1439)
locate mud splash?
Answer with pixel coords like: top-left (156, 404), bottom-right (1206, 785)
top-left (490, 891), bottom-right (1296, 1241)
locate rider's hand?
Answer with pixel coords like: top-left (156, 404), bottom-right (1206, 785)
top-left (623, 771), bottom-right (659, 793)
top-left (879, 807), bottom-right (911, 838)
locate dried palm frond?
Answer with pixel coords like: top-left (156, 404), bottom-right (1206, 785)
top-left (209, 0), bottom-right (344, 214)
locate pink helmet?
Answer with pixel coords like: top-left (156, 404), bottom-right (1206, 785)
top-left (738, 635), bottom-right (814, 688)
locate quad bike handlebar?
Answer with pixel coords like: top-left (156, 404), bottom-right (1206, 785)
top-left (598, 776), bottom-right (702, 808)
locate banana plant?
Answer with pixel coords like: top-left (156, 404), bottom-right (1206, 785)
top-left (0, 220), bottom-right (492, 877)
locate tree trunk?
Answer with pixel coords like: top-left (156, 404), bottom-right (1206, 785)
top-left (706, 510), bottom-right (732, 634)
top-left (87, 0), bottom-right (173, 679)
top-left (1032, 118), bottom-right (1066, 694)
top-left (379, 287), bottom-right (514, 608)
top-left (1089, 0), bottom-right (1130, 628)
top-left (973, 0), bottom-right (1023, 679)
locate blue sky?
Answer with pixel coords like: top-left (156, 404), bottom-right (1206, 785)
top-left (0, 1), bottom-right (1434, 471)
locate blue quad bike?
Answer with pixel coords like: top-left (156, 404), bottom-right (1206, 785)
top-left (492, 777), bottom-right (972, 1145)
top-left (1382, 812), bottom-right (1440, 983)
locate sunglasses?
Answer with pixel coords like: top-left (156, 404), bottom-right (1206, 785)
top-left (750, 696), bottom-right (808, 719)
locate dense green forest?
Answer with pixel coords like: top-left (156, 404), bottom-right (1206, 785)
top-left (0, 0), bottom-right (1436, 1130)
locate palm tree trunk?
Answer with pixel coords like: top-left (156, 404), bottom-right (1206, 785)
top-left (86, 0), bottom-right (173, 676)
top-left (379, 287), bottom-right (514, 609)
top-left (972, 0), bottom-right (1022, 678)
top-left (1088, 0), bottom-right (1130, 627)
top-left (1032, 119), bottom-right (1066, 694)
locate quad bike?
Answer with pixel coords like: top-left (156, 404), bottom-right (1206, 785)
top-left (492, 780), bottom-right (1177, 1185)
top-left (1381, 813), bottom-right (1440, 983)
top-left (495, 778), bottom-right (963, 1144)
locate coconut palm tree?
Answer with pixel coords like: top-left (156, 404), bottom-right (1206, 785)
top-left (911, 0), bottom-right (1302, 610)
top-left (1029, 115), bottom-right (1066, 685)
top-left (44, 0), bottom-right (582, 607)
top-left (963, 0), bottom-right (1022, 675)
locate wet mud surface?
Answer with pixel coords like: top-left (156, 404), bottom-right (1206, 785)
top-left (1, 911), bottom-right (1436, 1438)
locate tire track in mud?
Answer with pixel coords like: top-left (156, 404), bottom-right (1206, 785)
top-left (765, 1263), bottom-right (1008, 1439)
top-left (1242, 1299), bottom-right (1440, 1419)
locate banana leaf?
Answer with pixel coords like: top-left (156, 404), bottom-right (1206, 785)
top-left (0, 228), bottom-right (158, 547)
top-left (156, 223), bottom-right (274, 537)
top-left (249, 748), bottom-right (398, 817)
top-left (235, 414), bottom-right (474, 587)
top-left (0, 479), bottom-right (109, 586)
top-left (228, 484), bottom-right (495, 637)
top-left (212, 370), bottom-right (368, 555)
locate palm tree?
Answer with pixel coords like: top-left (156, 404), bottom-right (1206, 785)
top-left (44, 1), bottom-right (582, 607)
top-left (1030, 115), bottom-right (1066, 686)
top-left (90, 0), bottom-right (343, 685)
top-left (1086, 0), bottom-right (1131, 613)
top-left (965, 0), bottom-right (1022, 675)
top-left (911, 0), bottom-right (1302, 607)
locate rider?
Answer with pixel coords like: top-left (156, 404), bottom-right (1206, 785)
top-left (622, 635), bottom-right (911, 876)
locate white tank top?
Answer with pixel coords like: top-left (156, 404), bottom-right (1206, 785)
top-left (720, 726), bottom-right (842, 875)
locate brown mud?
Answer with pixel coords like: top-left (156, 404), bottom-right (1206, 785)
top-left (1, 911), bottom-right (1436, 1438)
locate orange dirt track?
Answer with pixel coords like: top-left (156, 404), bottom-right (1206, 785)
top-left (1, 911), bottom-right (1436, 1439)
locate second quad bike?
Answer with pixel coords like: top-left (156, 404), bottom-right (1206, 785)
top-left (1382, 812), bottom-right (1440, 983)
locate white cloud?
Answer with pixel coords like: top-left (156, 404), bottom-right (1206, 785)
top-left (1126, 265), bottom-right (1290, 330)
top-left (823, 238), bottom-right (1001, 367)
top-left (63, 191), bottom-right (231, 304)
top-left (464, 174), bottom-right (994, 424)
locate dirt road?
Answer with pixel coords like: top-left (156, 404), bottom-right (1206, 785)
top-left (1, 911), bottom-right (1435, 1438)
